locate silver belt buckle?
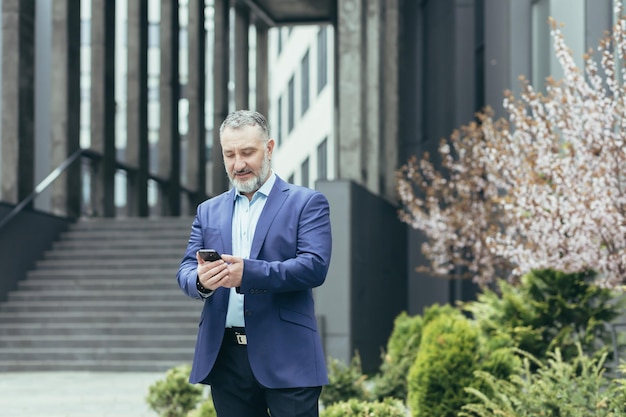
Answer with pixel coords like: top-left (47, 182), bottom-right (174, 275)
top-left (236, 334), bottom-right (247, 345)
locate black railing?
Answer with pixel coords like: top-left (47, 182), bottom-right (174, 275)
top-left (0, 148), bottom-right (204, 232)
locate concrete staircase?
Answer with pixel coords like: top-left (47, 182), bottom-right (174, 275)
top-left (0, 217), bottom-right (203, 372)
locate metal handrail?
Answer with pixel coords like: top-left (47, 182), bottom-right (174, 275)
top-left (0, 147), bottom-right (203, 231)
top-left (0, 148), bottom-right (86, 231)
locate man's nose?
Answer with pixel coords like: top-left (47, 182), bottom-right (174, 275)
top-left (233, 156), bottom-right (246, 171)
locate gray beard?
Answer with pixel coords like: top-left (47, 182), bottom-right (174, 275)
top-left (229, 152), bottom-right (271, 194)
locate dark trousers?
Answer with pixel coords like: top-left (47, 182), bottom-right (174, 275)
top-left (209, 333), bottom-right (322, 417)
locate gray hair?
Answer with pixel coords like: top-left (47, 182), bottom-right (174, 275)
top-left (219, 110), bottom-right (270, 141)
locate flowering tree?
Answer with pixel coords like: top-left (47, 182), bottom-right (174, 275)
top-left (397, 114), bottom-right (512, 283)
top-left (398, 14), bottom-right (626, 287)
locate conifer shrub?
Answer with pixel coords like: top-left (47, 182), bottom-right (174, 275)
top-left (407, 310), bottom-right (480, 417)
top-left (146, 364), bottom-right (203, 417)
top-left (320, 353), bottom-right (370, 407)
top-left (371, 303), bottom-right (458, 401)
top-left (187, 398), bottom-right (217, 417)
top-left (320, 398), bottom-right (407, 417)
top-left (463, 269), bottom-right (622, 365)
top-left (460, 345), bottom-right (626, 417)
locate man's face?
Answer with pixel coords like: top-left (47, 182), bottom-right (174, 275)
top-left (221, 125), bottom-right (274, 196)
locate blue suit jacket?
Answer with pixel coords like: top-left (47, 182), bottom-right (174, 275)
top-left (176, 176), bottom-right (332, 388)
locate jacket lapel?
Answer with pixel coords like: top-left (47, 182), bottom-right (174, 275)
top-left (219, 188), bottom-right (236, 254)
top-left (249, 177), bottom-right (289, 259)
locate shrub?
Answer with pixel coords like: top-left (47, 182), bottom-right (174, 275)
top-left (464, 269), bottom-right (622, 364)
top-left (320, 353), bottom-right (370, 407)
top-left (460, 345), bottom-right (626, 417)
top-left (146, 364), bottom-right (203, 417)
top-left (187, 398), bottom-right (217, 417)
top-left (407, 310), bottom-right (480, 417)
top-left (371, 304), bottom-right (458, 401)
top-left (320, 398), bottom-right (407, 417)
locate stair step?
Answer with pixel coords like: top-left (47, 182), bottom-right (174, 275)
top-left (7, 290), bottom-right (189, 302)
top-left (0, 335), bottom-right (196, 348)
top-left (0, 347), bottom-right (194, 361)
top-left (0, 322), bottom-right (198, 336)
top-left (36, 258), bottom-right (182, 268)
top-left (18, 279), bottom-right (176, 291)
top-left (71, 217), bottom-right (194, 229)
top-left (27, 269), bottom-right (178, 277)
top-left (53, 239), bottom-right (186, 249)
top-left (59, 229), bottom-right (191, 239)
top-left (0, 300), bottom-right (199, 312)
top-left (0, 359), bottom-right (188, 372)
top-left (0, 310), bottom-right (199, 324)
top-left (43, 247), bottom-right (188, 259)
top-left (0, 217), bottom-right (200, 371)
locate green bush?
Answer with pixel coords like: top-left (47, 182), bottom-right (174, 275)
top-left (320, 398), bottom-right (407, 417)
top-left (320, 353), bottom-right (370, 407)
top-left (187, 398), bottom-right (217, 417)
top-left (371, 304), bottom-right (459, 401)
top-left (408, 310), bottom-right (480, 417)
top-left (460, 345), bottom-right (626, 417)
top-left (464, 269), bottom-right (622, 365)
top-left (146, 364), bottom-right (204, 417)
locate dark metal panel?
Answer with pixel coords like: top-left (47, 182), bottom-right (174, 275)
top-left (316, 180), bottom-right (407, 373)
top-left (0, 203), bottom-right (71, 303)
top-left (243, 0), bottom-right (337, 25)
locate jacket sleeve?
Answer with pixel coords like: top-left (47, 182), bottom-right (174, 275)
top-left (176, 212), bottom-right (205, 299)
top-left (241, 191), bottom-right (332, 293)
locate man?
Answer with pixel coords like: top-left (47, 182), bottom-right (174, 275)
top-left (176, 110), bottom-right (332, 417)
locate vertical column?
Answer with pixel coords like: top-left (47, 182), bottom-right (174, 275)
top-left (159, 0), bottom-right (180, 216)
top-left (51, 0), bottom-right (81, 218)
top-left (454, 0), bottom-right (475, 126)
top-left (234, 3), bottom-right (249, 110)
top-left (212, 0), bottom-right (230, 195)
top-left (382, 0), bottom-right (399, 201)
top-left (126, 0), bottom-right (149, 217)
top-left (1, 0), bottom-right (35, 205)
top-left (90, 0), bottom-right (116, 217)
top-left (255, 23), bottom-right (269, 117)
top-left (336, 0), bottom-right (365, 185)
top-left (365, 0), bottom-right (381, 194)
top-left (187, 0), bottom-right (206, 207)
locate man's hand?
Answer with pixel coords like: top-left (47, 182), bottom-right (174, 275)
top-left (196, 252), bottom-right (228, 291)
top-left (219, 254), bottom-right (244, 288)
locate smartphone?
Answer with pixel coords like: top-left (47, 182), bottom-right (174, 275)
top-left (198, 249), bottom-right (222, 262)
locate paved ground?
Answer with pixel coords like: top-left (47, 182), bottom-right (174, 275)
top-left (0, 372), bottom-right (170, 417)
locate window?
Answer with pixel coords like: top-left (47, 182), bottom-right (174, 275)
top-left (317, 26), bottom-right (328, 94)
top-left (301, 50), bottom-right (310, 116)
top-left (317, 138), bottom-right (328, 180)
top-left (148, 23), bottom-right (160, 48)
top-left (277, 96), bottom-right (283, 146)
top-left (301, 158), bottom-right (310, 188)
top-left (277, 28), bottom-right (283, 55)
top-left (81, 19), bottom-right (91, 45)
top-left (531, 0), bottom-right (550, 89)
top-left (287, 76), bottom-right (295, 133)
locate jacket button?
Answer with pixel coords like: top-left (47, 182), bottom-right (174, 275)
top-left (244, 310), bottom-right (252, 316)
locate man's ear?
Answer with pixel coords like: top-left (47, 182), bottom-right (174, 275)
top-left (267, 138), bottom-right (275, 156)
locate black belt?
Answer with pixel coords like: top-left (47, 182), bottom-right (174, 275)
top-left (224, 327), bottom-right (247, 345)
